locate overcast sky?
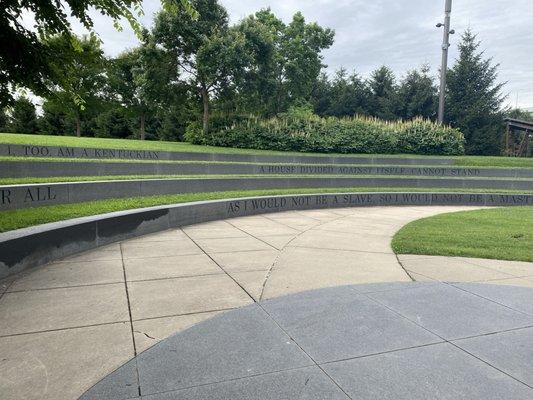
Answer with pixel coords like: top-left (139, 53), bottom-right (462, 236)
top-left (70, 0), bottom-right (533, 109)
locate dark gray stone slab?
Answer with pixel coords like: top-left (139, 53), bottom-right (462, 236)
top-left (3, 160), bottom-right (533, 179)
top-left (141, 367), bottom-right (349, 400)
top-left (322, 343), bottom-right (533, 400)
top-left (136, 304), bottom-right (313, 396)
top-left (261, 286), bottom-right (441, 363)
top-left (80, 360), bottom-right (139, 400)
top-left (367, 284), bottom-right (533, 340)
top-left (80, 284), bottom-right (533, 400)
top-left (453, 327), bottom-right (533, 387)
top-left (2, 178), bottom-right (533, 210)
top-left (453, 283), bottom-right (533, 316)
top-left (0, 143), bottom-right (455, 165)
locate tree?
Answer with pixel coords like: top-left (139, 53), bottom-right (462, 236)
top-left (0, 107), bottom-right (7, 131)
top-left (446, 30), bottom-right (505, 155)
top-left (153, 0), bottom-right (247, 133)
top-left (45, 34), bottom-right (106, 137)
top-left (317, 68), bottom-right (371, 117)
top-left (6, 96), bottom-right (38, 133)
top-left (0, 0), bottom-right (199, 107)
top-left (397, 65), bottom-right (438, 120)
top-left (369, 66), bottom-right (398, 120)
top-left (108, 40), bottom-right (174, 140)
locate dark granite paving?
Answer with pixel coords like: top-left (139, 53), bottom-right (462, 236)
top-left (81, 282), bottom-right (533, 400)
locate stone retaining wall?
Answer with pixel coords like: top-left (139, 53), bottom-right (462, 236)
top-left (3, 160), bottom-right (533, 179)
top-left (1, 192), bottom-right (531, 278)
top-left (2, 176), bottom-right (533, 211)
top-left (0, 143), bottom-right (454, 165)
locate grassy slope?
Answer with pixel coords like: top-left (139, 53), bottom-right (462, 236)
top-left (2, 133), bottom-right (533, 168)
top-left (392, 207), bottom-right (533, 262)
top-left (3, 174), bottom-right (533, 185)
top-left (1, 187), bottom-right (530, 233)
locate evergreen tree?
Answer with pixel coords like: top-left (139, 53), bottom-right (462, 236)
top-left (397, 65), bottom-right (437, 120)
top-left (446, 30), bottom-right (505, 155)
top-left (7, 96), bottom-right (38, 133)
top-left (369, 66), bottom-right (398, 120)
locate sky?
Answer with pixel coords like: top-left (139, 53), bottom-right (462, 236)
top-left (70, 0), bottom-right (533, 109)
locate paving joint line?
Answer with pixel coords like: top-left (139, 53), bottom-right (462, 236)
top-left (180, 228), bottom-right (257, 303)
top-left (131, 306), bottom-right (237, 323)
top-left (360, 287), bottom-right (533, 390)
top-left (256, 302), bottom-right (354, 400)
top-left (258, 212), bottom-right (348, 301)
top-left (445, 282), bottom-right (533, 318)
top-left (119, 243), bottom-right (142, 397)
top-left (0, 319), bottom-right (130, 338)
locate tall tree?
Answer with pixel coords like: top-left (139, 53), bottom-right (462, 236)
top-left (0, 0), bottom-right (198, 107)
top-left (282, 12), bottom-right (335, 105)
top-left (397, 65), bottom-right (438, 120)
top-left (6, 96), bottom-right (38, 134)
top-left (153, 0), bottom-right (248, 133)
top-left (369, 66), bottom-right (398, 120)
top-left (45, 34), bottom-right (106, 137)
top-left (446, 30), bottom-right (505, 155)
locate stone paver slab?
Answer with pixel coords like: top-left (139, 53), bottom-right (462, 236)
top-left (9, 259), bottom-right (124, 291)
top-left (453, 327), bottom-right (533, 387)
top-left (193, 236), bottom-right (274, 253)
top-left (121, 240), bottom-right (201, 259)
top-left (263, 247), bottom-right (408, 299)
top-left (255, 235), bottom-right (295, 250)
top-left (399, 256), bottom-right (514, 282)
top-left (136, 305), bottom-right (313, 395)
top-left (0, 283), bottom-right (129, 336)
top-left (228, 270), bottom-right (269, 301)
top-left (133, 311), bottom-right (223, 353)
top-left (127, 274), bottom-right (252, 320)
top-left (208, 249), bottom-right (278, 273)
top-left (124, 254), bottom-right (222, 281)
top-left (323, 343), bottom-right (533, 400)
top-left (368, 284), bottom-right (533, 340)
top-left (262, 287), bottom-right (441, 363)
top-left (142, 367), bottom-right (349, 400)
top-left (0, 322), bottom-right (133, 400)
top-left (288, 230), bottom-right (393, 253)
top-left (453, 282), bottom-right (533, 316)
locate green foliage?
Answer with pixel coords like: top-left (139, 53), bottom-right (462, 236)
top-left (397, 65), bottom-right (438, 120)
top-left (187, 114), bottom-right (464, 155)
top-left (231, 9), bottom-right (334, 117)
top-left (6, 97), bottom-right (39, 134)
top-left (446, 30), bottom-right (505, 156)
top-left (0, 0), bottom-right (146, 106)
top-left (44, 34), bottom-right (107, 136)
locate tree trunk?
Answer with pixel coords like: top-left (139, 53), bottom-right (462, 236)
top-left (76, 116), bottom-right (81, 138)
top-left (140, 112), bottom-right (146, 141)
top-left (201, 86), bottom-right (210, 134)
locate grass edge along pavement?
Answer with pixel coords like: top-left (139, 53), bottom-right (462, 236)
top-left (2, 132), bottom-right (533, 168)
top-left (392, 207), bottom-right (533, 263)
top-left (2, 187), bottom-right (533, 233)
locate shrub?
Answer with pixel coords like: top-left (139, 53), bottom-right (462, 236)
top-left (187, 114), bottom-right (465, 155)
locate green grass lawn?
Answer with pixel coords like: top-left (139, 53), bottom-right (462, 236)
top-left (2, 132), bottom-right (532, 168)
top-left (2, 174), bottom-right (533, 185)
top-left (1, 187), bottom-right (531, 233)
top-left (392, 207), bottom-right (533, 262)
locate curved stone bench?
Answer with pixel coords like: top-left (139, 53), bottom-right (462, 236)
top-left (2, 159), bottom-right (533, 179)
top-left (1, 191), bottom-right (532, 278)
top-left (2, 176), bottom-right (533, 211)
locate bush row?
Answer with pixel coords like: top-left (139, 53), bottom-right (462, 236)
top-left (186, 114), bottom-right (465, 155)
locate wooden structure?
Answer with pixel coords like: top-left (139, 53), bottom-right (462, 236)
top-left (504, 118), bottom-right (532, 157)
